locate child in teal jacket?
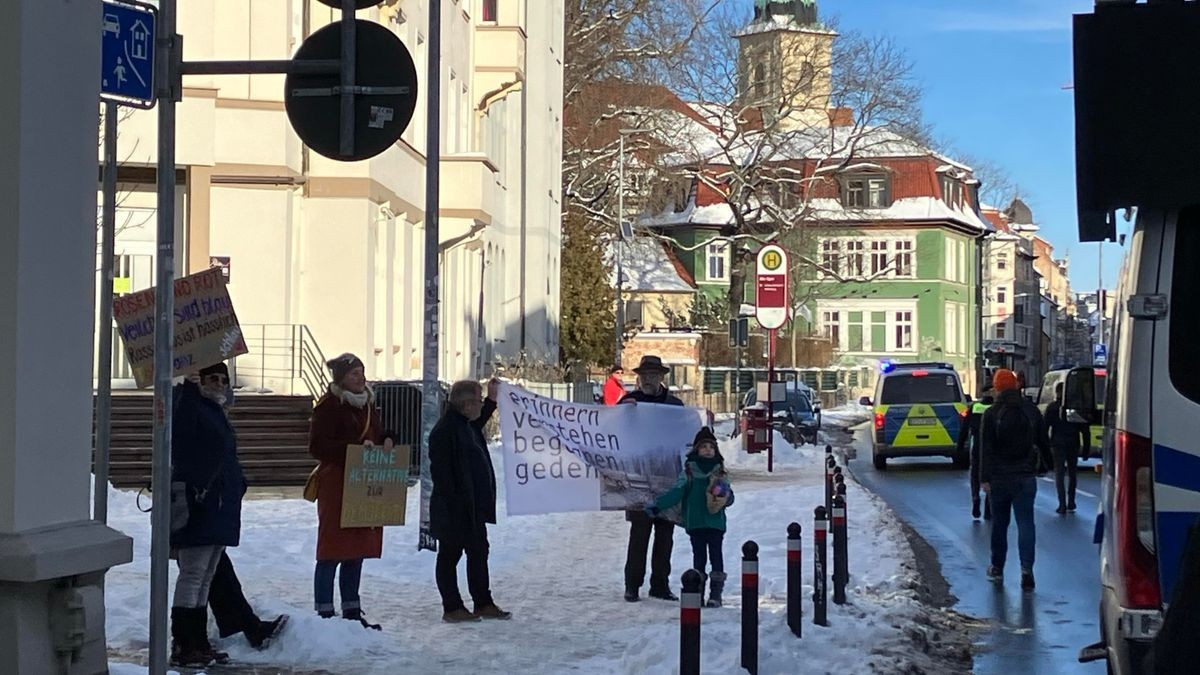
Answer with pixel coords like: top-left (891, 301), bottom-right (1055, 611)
top-left (647, 427), bottom-right (734, 607)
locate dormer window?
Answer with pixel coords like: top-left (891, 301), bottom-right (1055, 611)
top-left (843, 174), bottom-right (890, 209)
top-left (482, 0), bottom-right (497, 22)
top-left (941, 175), bottom-right (964, 208)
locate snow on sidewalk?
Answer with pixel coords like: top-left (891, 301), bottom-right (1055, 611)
top-left (106, 421), bottom-right (928, 674)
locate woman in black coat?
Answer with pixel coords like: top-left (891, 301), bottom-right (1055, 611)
top-left (169, 362), bottom-right (246, 668)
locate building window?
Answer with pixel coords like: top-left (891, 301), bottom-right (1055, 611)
top-left (820, 239), bottom-right (840, 278)
top-left (870, 240), bottom-right (889, 276)
top-left (843, 175), bottom-right (890, 208)
top-left (772, 179), bottom-right (798, 210)
top-left (995, 322), bottom-right (1007, 340)
top-left (945, 305), bottom-right (959, 354)
top-left (482, 0), bottom-right (497, 21)
top-left (945, 238), bottom-right (958, 281)
top-left (754, 62), bottom-right (767, 99)
top-left (625, 299), bottom-right (644, 330)
top-left (847, 311), bottom-right (864, 351)
top-left (894, 240), bottom-right (913, 277)
top-left (822, 311), bottom-right (840, 345)
top-left (941, 176), bottom-right (963, 208)
top-left (997, 286), bottom-right (1007, 304)
top-left (997, 252), bottom-right (1007, 270)
top-left (894, 311), bottom-right (913, 350)
top-left (706, 240), bottom-right (729, 282)
top-left (845, 240), bottom-right (865, 277)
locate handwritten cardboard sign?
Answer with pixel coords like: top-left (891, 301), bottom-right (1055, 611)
top-left (341, 442), bottom-right (411, 528)
top-left (112, 267), bottom-right (249, 388)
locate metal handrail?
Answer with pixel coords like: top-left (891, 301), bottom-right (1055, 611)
top-left (235, 323), bottom-right (330, 401)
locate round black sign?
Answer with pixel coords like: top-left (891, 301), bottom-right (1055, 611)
top-left (315, 0), bottom-right (379, 9)
top-left (286, 20), bottom-right (419, 162)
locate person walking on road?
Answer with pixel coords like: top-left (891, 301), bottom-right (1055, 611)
top-left (647, 427), bottom-right (734, 607)
top-left (429, 379), bottom-right (511, 623)
top-left (308, 353), bottom-right (390, 630)
top-left (980, 369), bottom-right (1052, 591)
top-left (619, 355), bottom-right (684, 602)
top-left (603, 365), bottom-right (626, 406)
top-left (170, 362), bottom-right (246, 667)
top-left (958, 392), bottom-right (995, 521)
top-left (1044, 382), bottom-right (1091, 514)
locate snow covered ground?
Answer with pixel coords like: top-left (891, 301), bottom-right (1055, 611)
top-left (106, 405), bottom-right (933, 674)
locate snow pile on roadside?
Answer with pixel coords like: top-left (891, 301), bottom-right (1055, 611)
top-left (820, 402), bottom-right (873, 429)
top-left (105, 432), bottom-right (927, 674)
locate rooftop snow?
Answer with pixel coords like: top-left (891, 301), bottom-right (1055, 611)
top-left (608, 236), bottom-right (695, 292)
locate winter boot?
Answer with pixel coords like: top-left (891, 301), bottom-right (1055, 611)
top-left (1021, 569), bottom-right (1036, 592)
top-left (343, 608), bottom-right (382, 631)
top-left (170, 607), bottom-right (215, 669)
top-left (195, 607), bottom-right (229, 665)
top-left (986, 565), bottom-right (1003, 582)
top-left (245, 614), bottom-right (289, 650)
top-left (648, 587), bottom-right (678, 602)
top-left (706, 572), bottom-right (727, 608)
top-left (623, 585), bottom-right (640, 602)
top-left (475, 603), bottom-right (513, 620)
top-left (442, 607), bottom-right (482, 623)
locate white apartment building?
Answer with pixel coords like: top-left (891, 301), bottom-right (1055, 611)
top-left (100, 0), bottom-right (564, 392)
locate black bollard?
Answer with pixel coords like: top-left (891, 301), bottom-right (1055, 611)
top-left (741, 541), bottom-right (759, 674)
top-left (832, 493), bottom-right (848, 605)
top-left (786, 522), bottom-right (802, 638)
top-left (813, 506), bottom-right (829, 626)
top-left (831, 465), bottom-right (843, 515)
top-left (680, 569), bottom-right (703, 675)
top-left (824, 450), bottom-right (836, 514)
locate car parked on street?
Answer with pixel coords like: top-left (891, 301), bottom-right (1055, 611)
top-left (740, 381), bottom-right (821, 446)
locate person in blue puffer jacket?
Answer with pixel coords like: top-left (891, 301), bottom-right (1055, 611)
top-left (169, 361), bottom-right (246, 668)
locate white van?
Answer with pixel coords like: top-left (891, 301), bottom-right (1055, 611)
top-left (1066, 208), bottom-right (1200, 673)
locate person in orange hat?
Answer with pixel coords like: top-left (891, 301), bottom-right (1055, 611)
top-left (979, 368), bottom-right (1052, 591)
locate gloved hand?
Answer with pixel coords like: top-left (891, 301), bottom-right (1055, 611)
top-left (710, 481), bottom-right (731, 499)
top-left (644, 504), bottom-right (660, 518)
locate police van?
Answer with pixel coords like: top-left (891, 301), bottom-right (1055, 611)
top-left (860, 362), bottom-right (969, 470)
top-left (1068, 3), bottom-right (1200, 671)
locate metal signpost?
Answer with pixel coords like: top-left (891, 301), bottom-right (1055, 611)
top-left (108, 1), bottom-right (418, 670)
top-left (755, 245), bottom-right (789, 472)
top-left (95, 0), bottom-right (159, 526)
top-left (729, 316), bottom-right (749, 407)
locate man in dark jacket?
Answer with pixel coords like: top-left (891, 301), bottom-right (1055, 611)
top-left (619, 355), bottom-right (685, 602)
top-left (1044, 382), bottom-right (1091, 514)
top-left (170, 362), bottom-right (246, 667)
top-left (958, 393), bottom-right (995, 521)
top-left (429, 378), bottom-right (510, 623)
top-left (980, 369), bottom-right (1052, 592)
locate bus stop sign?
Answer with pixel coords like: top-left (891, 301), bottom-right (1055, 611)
top-left (755, 245), bottom-right (789, 330)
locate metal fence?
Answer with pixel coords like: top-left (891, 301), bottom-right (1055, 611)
top-left (236, 323), bottom-right (331, 399)
top-left (373, 380), bottom-right (447, 474)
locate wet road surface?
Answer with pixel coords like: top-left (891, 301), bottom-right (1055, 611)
top-left (847, 425), bottom-right (1106, 674)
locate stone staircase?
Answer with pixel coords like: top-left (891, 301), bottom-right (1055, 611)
top-left (96, 391), bottom-right (316, 488)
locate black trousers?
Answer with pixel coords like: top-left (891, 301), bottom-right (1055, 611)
top-left (1053, 444), bottom-right (1080, 508)
top-left (207, 551), bottom-right (260, 638)
top-left (624, 511), bottom-right (675, 592)
top-left (435, 524), bottom-right (493, 612)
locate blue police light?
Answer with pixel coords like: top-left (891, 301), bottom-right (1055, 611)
top-left (879, 360), bottom-right (896, 374)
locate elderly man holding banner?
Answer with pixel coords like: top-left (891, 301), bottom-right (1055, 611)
top-left (619, 355), bottom-right (684, 603)
top-left (429, 378), bottom-right (511, 623)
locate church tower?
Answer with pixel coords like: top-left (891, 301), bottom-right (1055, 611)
top-left (735, 0), bottom-right (836, 131)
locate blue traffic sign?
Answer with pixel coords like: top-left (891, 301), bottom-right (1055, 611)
top-left (1094, 343), bottom-right (1108, 365)
top-left (100, 0), bottom-right (157, 107)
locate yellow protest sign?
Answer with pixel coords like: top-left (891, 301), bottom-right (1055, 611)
top-left (341, 442), bottom-right (411, 528)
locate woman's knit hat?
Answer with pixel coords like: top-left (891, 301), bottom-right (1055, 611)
top-left (689, 427), bottom-right (724, 462)
top-left (327, 353), bottom-right (365, 385)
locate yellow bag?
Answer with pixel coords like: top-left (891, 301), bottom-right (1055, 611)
top-left (303, 467), bottom-right (320, 502)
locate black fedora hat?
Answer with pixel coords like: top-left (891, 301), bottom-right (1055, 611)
top-left (632, 355), bottom-right (670, 374)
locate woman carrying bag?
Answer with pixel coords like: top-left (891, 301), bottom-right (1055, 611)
top-left (169, 362), bottom-right (246, 667)
top-left (307, 353), bottom-right (391, 630)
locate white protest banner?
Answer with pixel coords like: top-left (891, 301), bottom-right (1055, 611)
top-left (498, 383), bottom-right (706, 516)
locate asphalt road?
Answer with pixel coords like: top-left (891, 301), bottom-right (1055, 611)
top-left (847, 425), bottom-right (1106, 675)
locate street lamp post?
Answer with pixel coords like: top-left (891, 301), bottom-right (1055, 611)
top-left (613, 128), bottom-right (649, 367)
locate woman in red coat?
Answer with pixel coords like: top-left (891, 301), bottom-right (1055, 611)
top-left (308, 353), bottom-right (387, 630)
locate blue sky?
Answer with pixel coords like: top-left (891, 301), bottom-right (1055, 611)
top-left (806, 0), bottom-right (1117, 290)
